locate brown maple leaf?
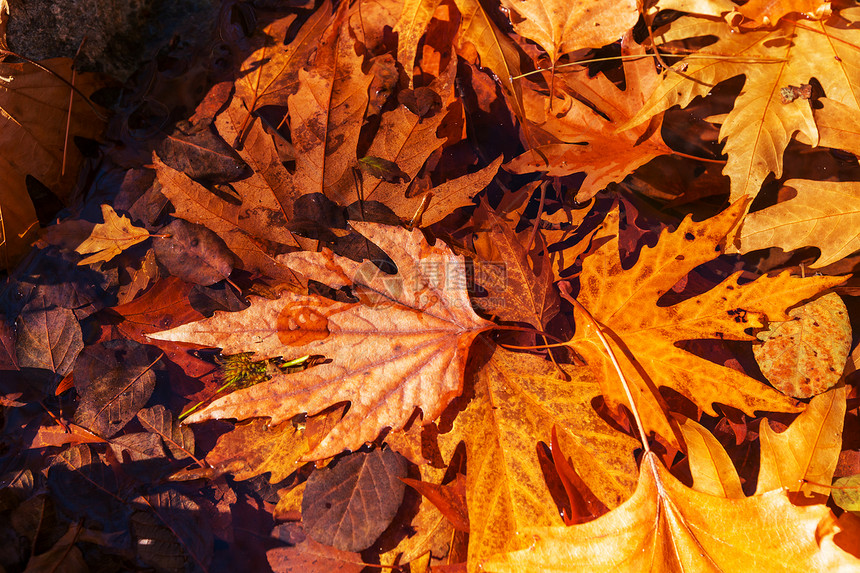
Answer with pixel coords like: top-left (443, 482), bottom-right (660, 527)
top-left (148, 222), bottom-right (494, 459)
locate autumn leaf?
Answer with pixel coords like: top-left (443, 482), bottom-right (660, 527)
top-left (148, 222), bottom-right (494, 459)
top-left (74, 205), bottom-right (150, 265)
top-left (481, 450), bottom-right (860, 572)
top-left (471, 201), bottom-right (560, 329)
top-left (757, 385), bottom-right (846, 500)
top-left (738, 0), bottom-right (831, 27)
top-left (452, 0), bottom-right (527, 120)
top-left (447, 342), bottom-right (638, 569)
top-left (567, 200), bottom-right (845, 443)
top-left (624, 9), bottom-right (860, 200)
top-left (288, 15), bottom-right (373, 200)
top-left (0, 58), bottom-right (105, 268)
top-left (498, 0), bottom-right (638, 64)
top-left (730, 179), bottom-right (860, 269)
top-left (508, 35), bottom-right (672, 200)
top-left (753, 292), bottom-right (851, 398)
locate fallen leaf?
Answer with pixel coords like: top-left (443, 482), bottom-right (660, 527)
top-left (508, 35), bottom-right (671, 200)
top-left (623, 11), bottom-right (860, 200)
top-left (739, 0), bottom-right (830, 27)
top-left (567, 200), bottom-right (844, 444)
top-left (152, 219), bottom-right (234, 286)
top-left (499, 0), bottom-right (638, 64)
top-left (0, 58), bottom-right (106, 268)
top-left (402, 474), bottom-right (470, 532)
top-left (832, 474), bottom-right (860, 515)
top-left (73, 340), bottom-right (159, 438)
top-left (754, 292), bottom-right (851, 398)
top-left (268, 522), bottom-right (366, 573)
top-left (757, 385), bottom-right (846, 500)
top-left (205, 419), bottom-right (307, 483)
top-left (302, 448), bottom-right (408, 552)
top-left (730, 179), bottom-right (860, 269)
top-left (15, 295), bottom-right (83, 377)
top-left (481, 451), bottom-right (860, 572)
top-left (675, 415), bottom-right (745, 498)
top-left (449, 342), bottom-right (638, 569)
top-left (148, 222), bottom-right (495, 459)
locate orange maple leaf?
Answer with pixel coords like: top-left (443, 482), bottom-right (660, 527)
top-left (148, 222), bottom-right (494, 459)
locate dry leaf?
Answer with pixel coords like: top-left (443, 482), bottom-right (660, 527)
top-left (730, 179), bottom-right (860, 269)
top-left (481, 452), bottom-right (860, 572)
top-left (149, 223), bottom-right (494, 459)
top-left (568, 200), bottom-right (844, 443)
top-left (754, 292), bottom-right (851, 398)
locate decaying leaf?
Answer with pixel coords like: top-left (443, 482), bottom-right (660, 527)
top-left (149, 222), bottom-right (494, 459)
top-left (754, 292), bottom-right (851, 398)
top-left (302, 448), bottom-right (408, 552)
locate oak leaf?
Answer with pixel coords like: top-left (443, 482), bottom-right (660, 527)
top-left (567, 200), bottom-right (845, 443)
top-left (40, 204), bottom-right (149, 266)
top-left (738, 0), bottom-right (831, 27)
top-left (482, 450), bottom-right (860, 572)
top-left (148, 222), bottom-right (494, 459)
top-left (624, 9), bottom-right (860, 200)
top-left (757, 385), bottom-right (846, 500)
top-left (0, 58), bottom-right (105, 268)
top-left (730, 179), bottom-right (860, 269)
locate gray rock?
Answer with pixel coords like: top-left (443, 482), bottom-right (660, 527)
top-left (6, 0), bottom-right (219, 80)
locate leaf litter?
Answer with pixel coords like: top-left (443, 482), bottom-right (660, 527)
top-left (1, 0), bottom-right (860, 571)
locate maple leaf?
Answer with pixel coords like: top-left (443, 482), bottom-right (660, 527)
top-left (481, 450), bottom-right (860, 572)
top-left (148, 222), bottom-right (494, 459)
top-left (729, 179), bottom-right (860, 269)
top-left (507, 35), bottom-right (672, 200)
top-left (445, 342), bottom-right (638, 569)
top-left (498, 0), bottom-right (638, 64)
top-left (623, 9), bottom-right (860, 200)
top-left (567, 200), bottom-right (845, 443)
top-left (73, 205), bottom-right (150, 265)
top-left (471, 202), bottom-right (560, 329)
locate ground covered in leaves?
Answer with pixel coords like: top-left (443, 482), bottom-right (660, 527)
top-left (3, 0), bottom-right (860, 571)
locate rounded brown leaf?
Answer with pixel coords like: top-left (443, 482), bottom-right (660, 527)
top-left (754, 292), bottom-right (851, 398)
top-left (153, 219), bottom-right (235, 286)
top-left (301, 448), bottom-right (408, 552)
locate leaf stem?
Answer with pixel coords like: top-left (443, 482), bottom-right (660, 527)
top-left (558, 283), bottom-right (651, 453)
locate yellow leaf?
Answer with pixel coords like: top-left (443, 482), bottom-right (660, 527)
top-left (75, 205), bottom-right (150, 266)
top-left (499, 0), bottom-right (638, 64)
top-left (675, 415), bottom-right (745, 498)
top-left (757, 385), bottom-right (847, 499)
top-left (452, 342), bottom-right (638, 571)
top-left (482, 452), bottom-right (860, 572)
top-left (624, 10), bottom-right (860, 200)
top-left (730, 179), bottom-right (860, 269)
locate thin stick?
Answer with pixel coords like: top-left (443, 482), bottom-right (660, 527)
top-left (671, 150), bottom-right (726, 164)
top-left (511, 53), bottom-right (786, 81)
